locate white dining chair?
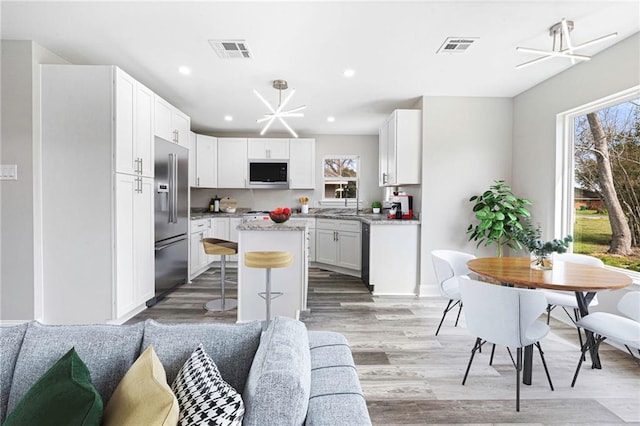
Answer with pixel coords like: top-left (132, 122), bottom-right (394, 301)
top-left (459, 278), bottom-right (554, 411)
top-left (431, 250), bottom-right (476, 335)
top-left (571, 291), bottom-right (640, 387)
top-left (544, 253), bottom-right (603, 354)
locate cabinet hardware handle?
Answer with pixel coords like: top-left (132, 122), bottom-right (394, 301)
top-left (197, 177), bottom-right (200, 187)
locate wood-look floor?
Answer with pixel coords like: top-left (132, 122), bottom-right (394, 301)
top-left (130, 267), bottom-right (640, 425)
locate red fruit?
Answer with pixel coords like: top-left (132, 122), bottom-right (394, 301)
top-left (273, 207), bottom-right (283, 214)
top-left (283, 207), bottom-right (291, 215)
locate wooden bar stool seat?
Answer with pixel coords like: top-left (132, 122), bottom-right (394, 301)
top-left (202, 238), bottom-right (238, 311)
top-left (244, 251), bottom-right (293, 328)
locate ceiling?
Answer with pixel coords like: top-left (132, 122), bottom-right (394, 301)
top-left (2, 1), bottom-right (639, 136)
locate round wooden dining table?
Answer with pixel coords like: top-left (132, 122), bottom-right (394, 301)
top-left (466, 257), bottom-right (632, 385)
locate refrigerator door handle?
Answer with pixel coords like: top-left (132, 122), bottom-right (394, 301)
top-left (168, 153), bottom-right (178, 223)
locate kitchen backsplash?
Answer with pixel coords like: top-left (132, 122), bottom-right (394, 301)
top-left (191, 188), bottom-right (316, 211)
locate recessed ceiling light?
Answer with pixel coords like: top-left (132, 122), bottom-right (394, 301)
top-left (327, 116), bottom-right (335, 123)
top-left (224, 115), bottom-right (233, 122)
top-left (178, 66), bottom-right (191, 75)
top-left (343, 69), bottom-right (355, 78)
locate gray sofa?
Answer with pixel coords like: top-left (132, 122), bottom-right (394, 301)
top-left (0, 316), bottom-right (371, 425)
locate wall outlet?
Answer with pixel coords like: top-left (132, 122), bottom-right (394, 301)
top-left (0, 164), bottom-right (18, 180)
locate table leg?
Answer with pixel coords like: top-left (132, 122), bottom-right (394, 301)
top-left (575, 291), bottom-right (601, 369)
top-left (523, 344), bottom-right (533, 385)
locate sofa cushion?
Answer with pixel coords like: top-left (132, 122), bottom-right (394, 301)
top-left (243, 316), bottom-right (311, 426)
top-left (142, 319), bottom-right (262, 394)
top-left (102, 346), bottom-right (179, 426)
top-left (0, 322), bottom-right (29, 424)
top-left (172, 344), bottom-right (244, 426)
top-left (7, 321), bottom-right (145, 414)
top-left (4, 347), bottom-right (103, 426)
top-left (305, 331), bottom-right (371, 426)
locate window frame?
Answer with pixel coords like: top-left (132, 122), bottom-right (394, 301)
top-left (320, 155), bottom-right (360, 207)
top-left (556, 85), bottom-right (640, 284)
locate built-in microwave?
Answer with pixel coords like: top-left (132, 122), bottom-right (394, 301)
top-left (247, 159), bottom-right (289, 188)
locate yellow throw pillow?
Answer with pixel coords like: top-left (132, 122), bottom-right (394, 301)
top-left (102, 346), bottom-right (178, 426)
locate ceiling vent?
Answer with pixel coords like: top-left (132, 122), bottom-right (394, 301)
top-left (209, 40), bottom-right (252, 59)
top-left (436, 37), bottom-right (478, 54)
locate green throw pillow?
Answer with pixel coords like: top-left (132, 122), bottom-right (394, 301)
top-left (4, 347), bottom-right (103, 426)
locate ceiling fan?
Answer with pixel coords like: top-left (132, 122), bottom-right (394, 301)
top-left (254, 79), bottom-right (306, 138)
top-left (516, 18), bottom-right (617, 69)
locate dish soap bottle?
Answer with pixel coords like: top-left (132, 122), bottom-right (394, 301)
top-left (209, 198), bottom-right (216, 213)
top-left (213, 195), bottom-right (221, 213)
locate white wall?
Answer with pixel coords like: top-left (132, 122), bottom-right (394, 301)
top-left (0, 41), bottom-right (68, 322)
top-left (419, 97), bottom-right (513, 296)
top-left (190, 134), bottom-right (383, 211)
top-left (512, 33), bottom-right (640, 239)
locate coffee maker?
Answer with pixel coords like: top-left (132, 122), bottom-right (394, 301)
top-left (387, 194), bottom-right (413, 219)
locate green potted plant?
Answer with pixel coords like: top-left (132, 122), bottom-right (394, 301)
top-left (371, 201), bottom-right (382, 214)
top-left (467, 180), bottom-right (532, 257)
top-left (517, 226), bottom-right (573, 270)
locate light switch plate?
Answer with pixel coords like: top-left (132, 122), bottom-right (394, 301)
top-left (0, 164), bottom-right (18, 180)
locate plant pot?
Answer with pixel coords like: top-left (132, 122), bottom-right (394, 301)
top-left (372, 207), bottom-right (381, 214)
top-left (530, 253), bottom-right (553, 270)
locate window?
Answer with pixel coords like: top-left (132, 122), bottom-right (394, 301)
top-left (558, 87), bottom-right (640, 275)
top-left (322, 156), bottom-right (359, 202)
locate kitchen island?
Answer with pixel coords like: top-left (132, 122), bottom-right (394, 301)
top-left (236, 219), bottom-right (309, 323)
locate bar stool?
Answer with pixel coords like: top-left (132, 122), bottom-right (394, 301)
top-left (244, 251), bottom-right (293, 328)
top-left (202, 238), bottom-right (238, 311)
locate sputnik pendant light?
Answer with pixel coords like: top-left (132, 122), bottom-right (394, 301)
top-left (516, 18), bottom-right (617, 69)
top-left (254, 79), bottom-right (306, 138)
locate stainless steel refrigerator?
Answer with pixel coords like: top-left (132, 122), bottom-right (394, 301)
top-left (148, 138), bottom-right (189, 306)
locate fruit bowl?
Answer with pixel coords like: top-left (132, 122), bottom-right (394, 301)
top-left (269, 208), bottom-right (291, 223)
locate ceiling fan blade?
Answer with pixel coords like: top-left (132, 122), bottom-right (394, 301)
top-left (256, 116), bottom-right (272, 123)
top-left (278, 117), bottom-right (298, 138)
top-left (279, 113), bottom-right (304, 118)
top-left (571, 32), bottom-right (618, 50)
top-left (282, 105), bottom-right (307, 114)
top-left (254, 89), bottom-right (276, 113)
top-left (260, 117), bottom-right (276, 135)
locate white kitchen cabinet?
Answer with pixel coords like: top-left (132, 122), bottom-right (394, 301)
top-left (195, 134), bottom-right (218, 188)
top-left (217, 138), bottom-right (248, 188)
top-left (190, 218), bottom-right (213, 279)
top-left (379, 109), bottom-right (421, 186)
top-left (154, 95), bottom-right (191, 148)
top-left (315, 219), bottom-right (361, 271)
top-left (369, 224), bottom-right (420, 295)
top-left (40, 65), bottom-right (156, 324)
top-left (114, 69), bottom-right (154, 178)
top-left (289, 138), bottom-right (315, 189)
top-left (247, 138), bottom-right (289, 159)
top-left (229, 217), bottom-right (241, 262)
top-left (115, 174), bottom-right (155, 317)
top-left (189, 132), bottom-right (197, 187)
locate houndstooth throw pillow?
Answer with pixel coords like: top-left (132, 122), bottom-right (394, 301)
top-left (171, 344), bottom-right (244, 426)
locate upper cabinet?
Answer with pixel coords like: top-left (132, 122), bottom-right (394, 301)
top-left (195, 134), bottom-right (218, 188)
top-left (379, 109), bottom-right (421, 186)
top-left (289, 138), bottom-right (315, 189)
top-left (217, 138), bottom-right (248, 188)
top-left (114, 69), bottom-right (154, 178)
top-left (154, 95), bottom-right (191, 148)
top-left (247, 138), bottom-right (289, 159)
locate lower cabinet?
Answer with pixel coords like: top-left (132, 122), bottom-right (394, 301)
top-left (190, 218), bottom-right (213, 279)
top-left (189, 217), bottom-right (242, 279)
top-left (315, 219), bottom-right (361, 271)
top-left (115, 173), bottom-right (155, 318)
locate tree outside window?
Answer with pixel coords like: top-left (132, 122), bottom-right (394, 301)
top-left (573, 98), bottom-right (640, 272)
top-left (323, 157), bottom-right (358, 200)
